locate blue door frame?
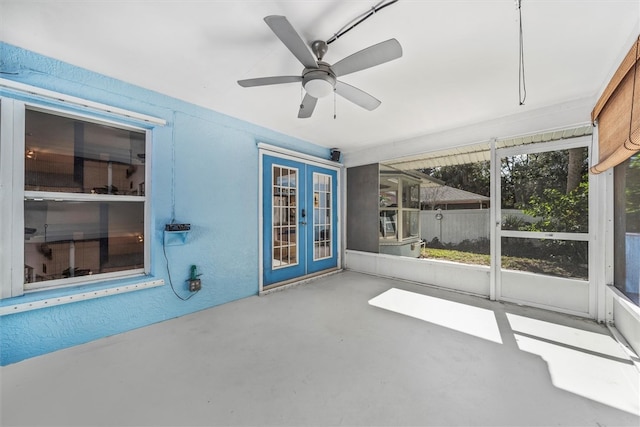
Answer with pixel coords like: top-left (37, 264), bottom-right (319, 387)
top-left (263, 154), bottom-right (338, 287)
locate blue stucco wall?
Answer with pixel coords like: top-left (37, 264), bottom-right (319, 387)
top-left (0, 42), bottom-right (329, 365)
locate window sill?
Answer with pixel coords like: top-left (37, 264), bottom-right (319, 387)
top-left (608, 285), bottom-right (640, 323)
top-left (0, 276), bottom-right (164, 316)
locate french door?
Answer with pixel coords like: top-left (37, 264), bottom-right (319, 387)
top-left (261, 153), bottom-right (338, 289)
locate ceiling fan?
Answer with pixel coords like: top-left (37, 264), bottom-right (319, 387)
top-left (237, 15), bottom-right (403, 118)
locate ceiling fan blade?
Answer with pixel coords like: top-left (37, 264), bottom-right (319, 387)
top-left (238, 76), bottom-right (302, 87)
top-left (335, 81), bottom-right (381, 111)
top-left (264, 15), bottom-right (318, 69)
top-left (298, 93), bottom-right (318, 118)
top-left (332, 39), bottom-right (403, 77)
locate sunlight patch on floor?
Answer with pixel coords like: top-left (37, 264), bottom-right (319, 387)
top-left (368, 288), bottom-right (503, 344)
top-left (507, 313), bottom-right (630, 359)
top-left (508, 314), bottom-right (640, 416)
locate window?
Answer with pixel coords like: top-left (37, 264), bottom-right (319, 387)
top-left (1, 99), bottom-right (150, 295)
top-left (272, 165), bottom-right (298, 268)
top-left (313, 172), bottom-right (332, 260)
top-left (614, 152), bottom-right (640, 305)
top-left (379, 165), bottom-right (421, 243)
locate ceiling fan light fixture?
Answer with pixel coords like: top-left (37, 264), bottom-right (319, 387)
top-left (303, 69), bottom-right (336, 98)
top-left (304, 78), bottom-right (334, 98)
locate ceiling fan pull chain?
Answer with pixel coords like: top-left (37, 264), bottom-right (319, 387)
top-left (334, 89), bottom-right (337, 119)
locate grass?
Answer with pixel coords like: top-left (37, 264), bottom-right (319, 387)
top-left (420, 247), bottom-right (588, 280)
top-left (422, 248), bottom-right (490, 265)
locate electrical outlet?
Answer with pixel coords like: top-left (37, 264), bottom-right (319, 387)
top-left (188, 279), bottom-right (201, 292)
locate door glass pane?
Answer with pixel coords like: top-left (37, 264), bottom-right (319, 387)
top-left (313, 172), bottom-right (332, 260)
top-left (501, 148), bottom-right (588, 233)
top-left (25, 109), bottom-right (146, 195)
top-left (272, 165), bottom-right (298, 268)
top-left (24, 199), bottom-right (144, 284)
top-left (501, 237), bottom-right (588, 280)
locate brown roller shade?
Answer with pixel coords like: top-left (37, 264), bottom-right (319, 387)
top-left (591, 35), bottom-right (640, 174)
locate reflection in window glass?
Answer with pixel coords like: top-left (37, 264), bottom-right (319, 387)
top-left (25, 109), bottom-right (146, 195)
top-left (24, 200), bottom-right (144, 285)
top-left (20, 107), bottom-right (148, 290)
top-left (313, 173), bottom-right (332, 260)
top-left (614, 153), bottom-right (640, 305)
top-left (272, 166), bottom-right (297, 268)
top-left (379, 211), bottom-right (398, 240)
top-left (501, 237), bottom-right (588, 280)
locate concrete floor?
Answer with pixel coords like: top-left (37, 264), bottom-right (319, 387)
top-left (1, 271), bottom-right (639, 426)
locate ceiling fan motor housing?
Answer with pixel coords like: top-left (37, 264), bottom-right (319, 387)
top-left (302, 62), bottom-right (336, 98)
top-left (311, 40), bottom-right (328, 61)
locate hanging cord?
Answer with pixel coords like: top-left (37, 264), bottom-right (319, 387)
top-left (162, 238), bottom-right (198, 301)
top-left (517, 0), bottom-right (527, 105)
top-left (334, 89), bottom-right (337, 119)
top-left (326, 0), bottom-right (399, 45)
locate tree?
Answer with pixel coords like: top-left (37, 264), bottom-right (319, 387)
top-left (420, 161), bottom-right (490, 197)
top-left (566, 147), bottom-right (584, 194)
top-left (525, 181), bottom-right (589, 233)
top-left (500, 148), bottom-right (588, 209)
top-left (523, 181), bottom-right (589, 265)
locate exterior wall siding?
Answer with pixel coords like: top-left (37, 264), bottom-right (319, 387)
top-left (420, 209), bottom-right (537, 245)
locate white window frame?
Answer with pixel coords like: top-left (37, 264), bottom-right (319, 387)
top-left (271, 163), bottom-right (300, 270)
top-left (313, 171), bottom-right (333, 261)
top-left (0, 97), bottom-right (153, 298)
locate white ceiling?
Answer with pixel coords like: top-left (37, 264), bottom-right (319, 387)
top-left (1, 1), bottom-right (639, 154)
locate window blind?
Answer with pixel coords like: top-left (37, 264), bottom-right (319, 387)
top-left (590, 35), bottom-right (640, 174)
